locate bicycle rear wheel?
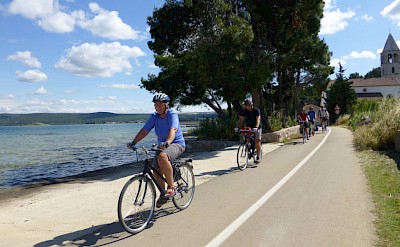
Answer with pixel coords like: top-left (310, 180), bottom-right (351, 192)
top-left (118, 175), bottom-right (156, 234)
top-left (237, 143), bottom-right (249, 170)
top-left (302, 128), bottom-right (306, 144)
top-left (173, 162), bottom-right (195, 210)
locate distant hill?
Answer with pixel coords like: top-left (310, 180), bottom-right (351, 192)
top-left (0, 112), bottom-right (216, 126)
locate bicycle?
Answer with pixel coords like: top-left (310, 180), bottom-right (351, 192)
top-left (299, 121), bottom-right (308, 144)
top-left (118, 145), bottom-right (195, 234)
top-left (236, 127), bottom-right (262, 170)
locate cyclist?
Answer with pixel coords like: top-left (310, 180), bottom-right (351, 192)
top-left (308, 106), bottom-right (316, 136)
top-left (235, 98), bottom-right (262, 163)
top-left (128, 93), bottom-right (186, 208)
top-left (318, 105), bottom-right (329, 131)
top-left (297, 108), bottom-right (310, 140)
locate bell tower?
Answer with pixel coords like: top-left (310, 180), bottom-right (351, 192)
top-left (381, 33), bottom-right (400, 77)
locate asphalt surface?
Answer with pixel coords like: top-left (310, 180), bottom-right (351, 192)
top-left (0, 127), bottom-right (376, 247)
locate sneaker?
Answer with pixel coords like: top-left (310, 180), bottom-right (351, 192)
top-left (165, 186), bottom-right (176, 198)
top-left (156, 196), bottom-right (168, 208)
top-left (255, 155), bottom-right (261, 163)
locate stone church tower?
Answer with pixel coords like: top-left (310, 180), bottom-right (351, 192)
top-left (381, 33), bottom-right (400, 77)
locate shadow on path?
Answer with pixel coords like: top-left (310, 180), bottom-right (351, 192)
top-left (34, 204), bottom-right (181, 247)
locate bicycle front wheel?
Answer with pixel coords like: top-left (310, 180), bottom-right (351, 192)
top-left (237, 143), bottom-right (249, 170)
top-left (173, 162), bottom-right (195, 210)
top-left (118, 175), bottom-right (156, 234)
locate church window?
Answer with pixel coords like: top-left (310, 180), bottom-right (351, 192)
top-left (388, 54), bottom-right (393, 63)
top-left (363, 88), bottom-right (367, 92)
top-left (392, 67), bottom-right (395, 73)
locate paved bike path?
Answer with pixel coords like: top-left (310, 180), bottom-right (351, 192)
top-left (0, 139), bottom-right (281, 246)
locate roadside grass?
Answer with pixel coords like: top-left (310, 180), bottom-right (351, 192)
top-left (358, 149), bottom-right (400, 247)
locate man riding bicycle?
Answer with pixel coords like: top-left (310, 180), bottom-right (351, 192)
top-left (308, 106), bottom-right (316, 136)
top-left (235, 98), bottom-right (262, 163)
top-left (297, 108), bottom-right (310, 140)
top-left (318, 105), bottom-right (329, 131)
top-left (128, 93), bottom-right (186, 208)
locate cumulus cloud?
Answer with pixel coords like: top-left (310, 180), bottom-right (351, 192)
top-left (38, 11), bottom-right (75, 33)
top-left (344, 51), bottom-right (378, 60)
top-left (320, 8), bottom-right (356, 35)
top-left (8, 0), bottom-right (55, 19)
top-left (7, 51), bottom-right (41, 68)
top-left (100, 84), bottom-right (140, 89)
top-left (330, 58), bottom-right (346, 67)
top-left (54, 42), bottom-right (146, 77)
top-left (16, 70), bottom-right (48, 82)
top-left (361, 14), bottom-right (373, 22)
top-left (6, 0), bottom-right (145, 39)
top-left (34, 86), bottom-right (48, 95)
top-left (381, 0), bottom-right (400, 26)
top-left (76, 3), bottom-right (146, 40)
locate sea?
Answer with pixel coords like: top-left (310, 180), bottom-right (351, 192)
top-left (0, 123), bottom-right (191, 189)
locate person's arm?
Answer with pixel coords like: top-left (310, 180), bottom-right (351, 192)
top-left (165, 127), bottom-right (177, 145)
top-left (255, 115), bottom-right (261, 128)
top-left (236, 116), bottom-right (244, 128)
top-left (131, 128), bottom-right (149, 145)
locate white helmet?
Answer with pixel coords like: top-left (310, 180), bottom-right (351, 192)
top-left (152, 93), bottom-right (170, 103)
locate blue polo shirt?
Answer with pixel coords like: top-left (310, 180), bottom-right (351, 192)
top-left (143, 109), bottom-right (185, 147)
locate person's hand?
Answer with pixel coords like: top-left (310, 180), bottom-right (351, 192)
top-left (127, 142), bottom-right (137, 151)
top-left (234, 127), bottom-right (239, 133)
top-left (159, 142), bottom-right (169, 149)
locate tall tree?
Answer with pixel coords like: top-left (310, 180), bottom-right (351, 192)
top-left (142, 0), bottom-right (255, 118)
top-left (326, 63), bottom-right (357, 122)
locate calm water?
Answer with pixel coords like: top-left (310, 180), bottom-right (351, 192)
top-left (0, 123), bottom-right (165, 189)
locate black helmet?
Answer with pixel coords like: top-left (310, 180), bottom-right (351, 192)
top-left (152, 93), bottom-right (170, 103)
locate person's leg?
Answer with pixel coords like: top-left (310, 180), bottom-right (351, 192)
top-left (157, 152), bottom-right (174, 188)
top-left (255, 128), bottom-right (262, 159)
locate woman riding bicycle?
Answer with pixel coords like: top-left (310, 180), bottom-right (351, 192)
top-left (128, 93), bottom-right (186, 208)
top-left (297, 108), bottom-right (310, 140)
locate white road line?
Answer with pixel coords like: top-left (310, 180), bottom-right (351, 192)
top-left (206, 128), bottom-right (332, 247)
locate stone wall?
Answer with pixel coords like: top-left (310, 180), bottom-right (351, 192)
top-left (184, 126), bottom-right (300, 153)
top-left (262, 125), bottom-right (300, 143)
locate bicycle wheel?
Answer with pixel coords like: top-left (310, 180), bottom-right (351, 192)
top-left (237, 143), bottom-right (249, 170)
top-left (118, 175), bottom-right (156, 234)
top-left (173, 162), bottom-right (195, 210)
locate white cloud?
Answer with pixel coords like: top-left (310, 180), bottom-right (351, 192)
top-left (7, 51), bottom-right (41, 68)
top-left (320, 8), bottom-right (356, 35)
top-left (34, 86), bottom-right (48, 95)
top-left (16, 70), bottom-right (48, 82)
top-left (8, 0), bottom-right (55, 19)
top-left (381, 0), bottom-right (400, 26)
top-left (6, 1), bottom-right (145, 39)
top-left (330, 58), bottom-right (346, 67)
top-left (77, 3), bottom-right (146, 40)
top-left (38, 11), bottom-right (75, 33)
top-left (54, 42), bottom-right (146, 77)
top-left (345, 51), bottom-right (377, 60)
top-left (361, 14), bottom-right (373, 22)
top-left (100, 84), bottom-right (140, 89)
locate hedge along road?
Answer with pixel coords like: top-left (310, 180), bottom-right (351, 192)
top-left (65, 126), bottom-right (376, 247)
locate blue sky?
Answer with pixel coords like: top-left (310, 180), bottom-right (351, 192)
top-left (0, 0), bottom-right (400, 114)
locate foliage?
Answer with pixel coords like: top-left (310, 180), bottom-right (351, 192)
top-left (352, 98), bottom-right (400, 150)
top-left (364, 67), bottom-right (381, 79)
top-left (335, 114), bottom-right (350, 125)
top-left (348, 72), bottom-right (363, 79)
top-left (142, 0), bottom-right (332, 126)
top-left (326, 63), bottom-right (357, 122)
top-left (191, 114), bottom-right (239, 140)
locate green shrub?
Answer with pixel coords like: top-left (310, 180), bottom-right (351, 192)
top-left (191, 115), bottom-right (238, 140)
top-left (351, 98), bottom-right (400, 150)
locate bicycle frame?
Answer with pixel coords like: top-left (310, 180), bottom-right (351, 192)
top-left (240, 128), bottom-right (256, 157)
